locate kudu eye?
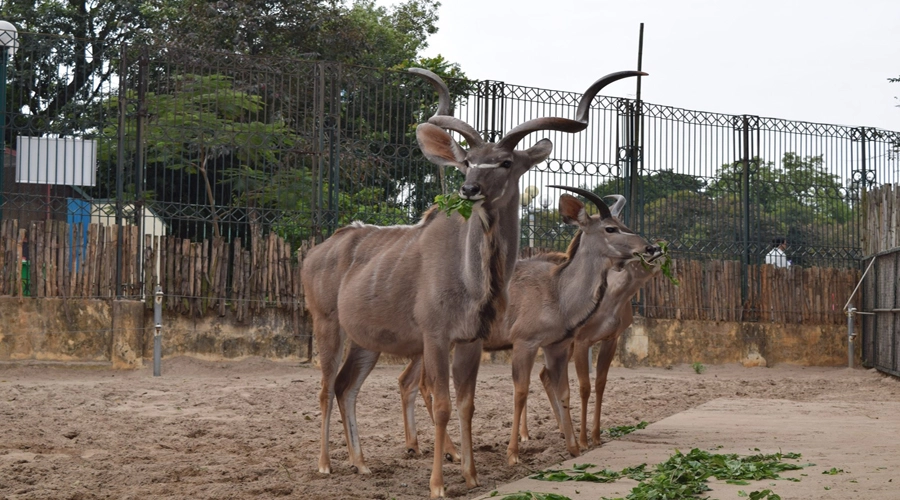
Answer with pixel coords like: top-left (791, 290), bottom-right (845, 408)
top-left (501, 160), bottom-right (512, 168)
top-left (605, 227), bottom-right (618, 233)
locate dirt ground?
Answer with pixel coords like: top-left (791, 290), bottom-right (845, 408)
top-left (0, 357), bottom-right (896, 500)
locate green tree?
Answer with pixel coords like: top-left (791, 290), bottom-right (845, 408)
top-left (591, 169), bottom-right (706, 208)
top-left (99, 74), bottom-right (302, 238)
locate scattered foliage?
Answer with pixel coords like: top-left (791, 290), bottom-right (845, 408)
top-left (529, 448), bottom-right (804, 500)
top-left (497, 492), bottom-right (572, 500)
top-left (692, 362), bottom-right (707, 374)
top-left (604, 421), bottom-right (650, 438)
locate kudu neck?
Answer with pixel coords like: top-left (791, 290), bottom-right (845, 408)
top-left (556, 249), bottom-right (618, 332)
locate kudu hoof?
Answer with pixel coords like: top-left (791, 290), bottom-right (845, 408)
top-left (407, 448), bottom-right (418, 457)
top-left (430, 485), bottom-right (445, 498)
top-left (444, 452), bottom-right (455, 463)
top-left (349, 464), bottom-right (371, 474)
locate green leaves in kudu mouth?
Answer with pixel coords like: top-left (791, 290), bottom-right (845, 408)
top-left (638, 240), bottom-right (680, 286)
top-left (434, 193), bottom-right (474, 220)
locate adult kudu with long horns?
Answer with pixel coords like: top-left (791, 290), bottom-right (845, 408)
top-left (301, 68), bottom-right (645, 497)
top-left (400, 187), bottom-right (662, 465)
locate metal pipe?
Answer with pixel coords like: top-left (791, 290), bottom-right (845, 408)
top-left (0, 47), bottom-right (8, 221)
top-left (847, 303), bottom-right (856, 369)
top-left (153, 284), bottom-right (163, 377)
top-left (843, 256), bottom-right (877, 312)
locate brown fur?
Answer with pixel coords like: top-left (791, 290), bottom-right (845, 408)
top-left (400, 195), bottom-right (661, 465)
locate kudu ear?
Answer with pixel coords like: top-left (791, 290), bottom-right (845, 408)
top-left (416, 122), bottom-right (468, 173)
top-left (521, 139), bottom-right (553, 172)
top-left (558, 194), bottom-right (590, 227)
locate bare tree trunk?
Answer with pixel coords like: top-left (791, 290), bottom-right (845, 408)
top-left (198, 150), bottom-right (221, 238)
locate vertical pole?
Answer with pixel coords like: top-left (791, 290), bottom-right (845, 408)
top-left (0, 48), bottom-right (8, 221)
top-left (741, 115), bottom-right (751, 306)
top-left (621, 102), bottom-right (634, 225)
top-left (847, 304), bottom-right (855, 369)
top-left (313, 62), bottom-right (325, 242)
top-left (115, 46), bottom-right (127, 299)
top-left (630, 22), bottom-right (644, 230)
top-left (135, 48), bottom-right (148, 297)
top-left (153, 284), bottom-right (163, 377)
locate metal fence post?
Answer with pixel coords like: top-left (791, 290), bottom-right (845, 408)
top-left (115, 44), bottom-right (127, 299)
top-left (312, 61), bottom-right (325, 243)
top-left (135, 47), bottom-right (148, 297)
top-left (740, 114), bottom-right (751, 308)
top-left (0, 45), bottom-right (7, 221)
top-left (847, 302), bottom-right (856, 368)
top-left (153, 284), bottom-right (163, 376)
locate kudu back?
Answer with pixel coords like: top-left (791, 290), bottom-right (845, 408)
top-left (301, 68), bottom-right (644, 498)
top-left (399, 187), bottom-right (661, 466)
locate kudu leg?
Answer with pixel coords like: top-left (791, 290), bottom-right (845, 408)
top-left (539, 341), bottom-right (580, 457)
top-left (572, 341), bottom-right (593, 449)
top-left (315, 317), bottom-right (344, 474)
top-left (398, 357), bottom-right (424, 456)
top-left (423, 341), bottom-right (452, 498)
top-left (506, 346), bottom-right (538, 465)
top-left (452, 340), bottom-right (482, 488)
top-left (591, 336), bottom-right (619, 446)
top-left (334, 343), bottom-right (381, 474)
top-left (416, 360), bottom-right (461, 462)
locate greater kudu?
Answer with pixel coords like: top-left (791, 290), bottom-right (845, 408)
top-left (301, 69), bottom-right (644, 497)
top-left (568, 197), bottom-right (663, 450)
top-left (400, 187), bottom-right (661, 465)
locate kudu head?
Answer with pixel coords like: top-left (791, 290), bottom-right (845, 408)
top-left (410, 68), bottom-right (646, 211)
top-left (549, 186), bottom-right (661, 265)
top-left (603, 193), bottom-right (665, 280)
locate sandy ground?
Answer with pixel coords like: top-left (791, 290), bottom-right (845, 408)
top-left (0, 357), bottom-right (897, 500)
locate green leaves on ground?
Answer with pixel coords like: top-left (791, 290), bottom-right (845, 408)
top-left (529, 448), bottom-right (804, 500)
top-left (497, 492), bottom-right (572, 500)
top-left (739, 489), bottom-right (782, 500)
top-left (434, 193), bottom-right (475, 220)
top-left (604, 421), bottom-right (649, 438)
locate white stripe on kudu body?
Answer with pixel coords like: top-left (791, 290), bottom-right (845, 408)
top-left (301, 68), bottom-right (645, 498)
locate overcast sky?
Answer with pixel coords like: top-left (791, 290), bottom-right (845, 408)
top-left (387, 0), bottom-right (900, 131)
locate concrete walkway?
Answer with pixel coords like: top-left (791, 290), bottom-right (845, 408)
top-left (476, 398), bottom-right (900, 499)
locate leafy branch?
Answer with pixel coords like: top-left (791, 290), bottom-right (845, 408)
top-left (434, 193), bottom-right (475, 220)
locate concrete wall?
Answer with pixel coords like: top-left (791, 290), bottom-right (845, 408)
top-left (613, 317), bottom-right (858, 368)
top-left (0, 297), bottom-right (143, 368)
top-left (147, 308), bottom-right (310, 361)
top-left (0, 297), bottom-right (856, 369)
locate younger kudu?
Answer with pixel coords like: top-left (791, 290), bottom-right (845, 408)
top-left (568, 197), bottom-right (663, 450)
top-left (301, 69), bottom-right (645, 497)
top-left (400, 187), bottom-right (661, 466)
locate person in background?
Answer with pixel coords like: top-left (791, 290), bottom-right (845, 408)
top-left (765, 237), bottom-right (790, 267)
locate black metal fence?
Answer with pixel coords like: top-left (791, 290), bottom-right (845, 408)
top-left (2, 32), bottom-right (899, 303)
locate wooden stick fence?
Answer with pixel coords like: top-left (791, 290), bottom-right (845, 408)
top-left (865, 183), bottom-right (900, 256)
top-left (0, 219), bottom-right (857, 325)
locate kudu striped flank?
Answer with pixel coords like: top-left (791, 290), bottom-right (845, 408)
top-left (300, 68), bottom-right (644, 498)
top-left (399, 187), bottom-right (661, 465)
